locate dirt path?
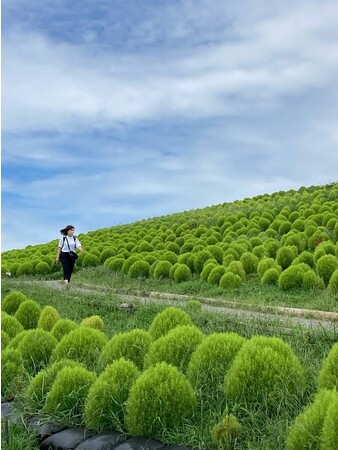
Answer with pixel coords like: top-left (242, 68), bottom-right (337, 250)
top-left (11, 279), bottom-right (338, 332)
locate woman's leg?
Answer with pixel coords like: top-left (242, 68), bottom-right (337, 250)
top-left (61, 253), bottom-right (75, 284)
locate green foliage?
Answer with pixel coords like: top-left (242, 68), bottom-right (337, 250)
top-left (279, 266), bottom-right (304, 291)
top-left (286, 389), bottom-right (338, 450)
top-left (186, 300), bottom-right (203, 312)
top-left (148, 307), bottom-right (193, 340)
top-left (14, 300), bottom-right (42, 329)
top-left (82, 253), bottom-right (100, 267)
top-left (257, 258), bottom-right (280, 279)
top-left (211, 414), bottom-right (242, 444)
top-left (1, 312), bottom-right (24, 338)
top-left (276, 246), bottom-right (296, 270)
top-left (153, 260), bottom-right (172, 279)
top-left (318, 343), bottom-right (338, 390)
top-left (2, 330), bottom-right (10, 350)
top-left (45, 366), bottom-right (96, 421)
top-left (321, 394), bottom-right (338, 450)
top-left (292, 251), bottom-right (314, 268)
top-left (303, 270), bottom-right (325, 290)
top-left (240, 252), bottom-right (258, 274)
top-left (37, 306), bottom-right (60, 331)
top-left (316, 254), bottom-right (338, 285)
top-left (144, 325), bottom-right (204, 373)
top-left (128, 260), bottom-right (150, 278)
top-left (261, 268), bottom-right (280, 285)
top-left (2, 291), bottom-right (28, 315)
top-left (99, 247), bottom-right (117, 263)
top-left (50, 319), bottom-right (78, 341)
top-left (51, 327), bottom-right (108, 371)
top-left (99, 329), bottom-right (152, 371)
top-left (122, 256), bottom-right (141, 274)
top-left (104, 257), bottom-right (125, 271)
top-left (1, 348), bottom-right (27, 398)
top-left (187, 332), bottom-right (246, 398)
top-left (173, 264), bottom-right (193, 282)
top-left (84, 358), bottom-right (140, 431)
top-left (16, 262), bottom-right (34, 276)
top-left (35, 261), bottom-right (51, 274)
top-left (125, 362), bottom-right (197, 437)
top-left (328, 268), bottom-right (338, 293)
top-left (81, 315), bottom-right (104, 330)
top-left (225, 336), bottom-right (305, 412)
top-left (194, 250), bottom-right (214, 273)
top-left (219, 272), bottom-right (242, 289)
top-left (18, 329), bottom-right (58, 374)
top-left (227, 261), bottom-right (246, 281)
top-left (27, 359), bottom-right (83, 411)
top-left (207, 266), bottom-right (226, 285)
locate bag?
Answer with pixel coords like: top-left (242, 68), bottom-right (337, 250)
top-left (69, 251), bottom-right (78, 261)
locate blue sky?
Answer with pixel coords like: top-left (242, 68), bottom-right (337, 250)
top-left (2, 0), bottom-right (338, 251)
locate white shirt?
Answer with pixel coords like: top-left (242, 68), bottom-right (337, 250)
top-left (59, 236), bottom-right (82, 252)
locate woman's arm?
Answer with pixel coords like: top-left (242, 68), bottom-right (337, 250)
top-left (56, 246), bottom-right (61, 263)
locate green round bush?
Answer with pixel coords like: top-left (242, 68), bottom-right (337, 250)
top-left (14, 300), bottom-right (42, 329)
top-left (153, 260), bottom-right (172, 279)
top-left (303, 270), bottom-right (325, 290)
top-left (240, 252), bottom-right (258, 274)
top-left (122, 256), bottom-right (141, 275)
top-left (186, 300), bottom-right (203, 312)
top-left (18, 329), bottom-right (58, 374)
top-left (200, 262), bottom-right (217, 281)
top-left (2, 291), bottom-right (28, 315)
top-left (149, 307), bottom-right (193, 340)
top-left (85, 358), bottom-right (140, 431)
top-left (1, 312), bottom-right (24, 338)
top-left (321, 393), bottom-right (338, 450)
top-left (207, 266), bottom-right (226, 285)
top-left (144, 325), bottom-right (204, 373)
top-left (99, 247), bottom-right (117, 264)
top-left (16, 262), bottom-right (34, 276)
top-left (50, 319), bottom-right (78, 341)
top-left (1, 331), bottom-right (10, 350)
top-left (318, 342), bottom-right (338, 390)
top-left (161, 251), bottom-right (178, 265)
top-left (225, 336), bottom-right (305, 412)
top-left (1, 348), bottom-right (27, 398)
top-left (263, 240), bottom-right (280, 258)
top-left (35, 262), bottom-right (50, 275)
top-left (128, 260), bottom-right (150, 278)
top-left (276, 246), bottom-right (297, 270)
top-left (316, 255), bottom-right (338, 285)
top-left (174, 264), bottom-right (192, 282)
top-left (278, 266), bottom-right (304, 291)
top-left (292, 251), bottom-right (314, 268)
top-left (219, 272), bottom-right (242, 289)
top-left (211, 414), bottom-right (242, 444)
top-left (286, 389), bottom-right (338, 450)
top-left (27, 359), bottom-right (83, 410)
top-left (81, 315), bottom-right (104, 330)
top-left (51, 327), bottom-right (108, 371)
top-left (169, 263), bottom-right (180, 279)
top-left (104, 257), bottom-right (125, 271)
top-left (82, 253), bottom-right (100, 267)
top-left (99, 329), bottom-right (152, 371)
top-left (125, 362), bottom-right (197, 437)
top-left (257, 258), bottom-right (280, 279)
top-left (187, 332), bottom-right (246, 398)
top-left (38, 306), bottom-right (60, 332)
top-left (194, 250), bottom-right (214, 274)
top-left (227, 261), bottom-right (246, 281)
top-left (45, 366), bottom-right (96, 422)
top-left (261, 268), bottom-right (280, 285)
top-left (328, 268), bottom-right (338, 294)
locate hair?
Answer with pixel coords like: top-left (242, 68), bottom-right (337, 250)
top-left (60, 225), bottom-right (75, 236)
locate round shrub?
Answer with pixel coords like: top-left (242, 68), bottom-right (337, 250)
top-left (27, 359), bottom-right (83, 410)
top-left (104, 257), bottom-right (125, 271)
top-left (144, 325), bottom-right (204, 373)
top-left (194, 251), bottom-right (214, 274)
top-left (278, 266), bottom-right (304, 291)
top-left (328, 268), bottom-right (338, 294)
top-left (85, 358), bottom-right (140, 431)
top-left (240, 252), bottom-right (258, 274)
top-left (7, 330), bottom-right (28, 350)
top-left (1, 312), bottom-right (24, 338)
top-left (316, 255), bottom-right (338, 285)
top-left (161, 251), bottom-right (178, 265)
top-left (1, 348), bottom-right (27, 398)
top-left (211, 414), bottom-right (242, 445)
top-left (225, 336), bottom-right (305, 411)
top-left (2, 291), bottom-right (28, 315)
top-left (318, 342), bottom-right (338, 390)
top-left (14, 300), bottom-right (42, 330)
top-left (16, 262), bottom-right (34, 276)
top-left (153, 260), bottom-right (172, 279)
top-left (219, 272), bottom-right (242, 289)
top-left (303, 270), bottom-right (325, 290)
top-left (99, 329), bottom-right (152, 371)
top-left (125, 362), bottom-right (197, 437)
top-left (263, 240), bottom-right (280, 258)
top-left (81, 315), bottom-right (104, 330)
top-left (292, 251), bottom-right (314, 268)
top-left (149, 307), bottom-right (193, 340)
top-left (45, 366), bottom-right (96, 422)
top-left (286, 389), bottom-right (338, 450)
top-left (50, 319), bottom-right (78, 341)
top-left (35, 262), bottom-right (50, 275)
top-left (187, 332), bottom-right (246, 398)
top-left (207, 266), bottom-right (226, 285)
top-left (186, 300), bottom-right (203, 312)
top-left (122, 256), bottom-right (141, 275)
top-left (276, 246), bottom-right (297, 270)
top-left (321, 394), bottom-right (338, 450)
top-left (18, 329), bottom-right (58, 374)
top-left (174, 264), bottom-right (192, 283)
top-left (169, 263), bottom-right (180, 279)
top-left (1, 331), bottom-right (10, 350)
top-left (252, 245), bottom-right (267, 259)
top-left (257, 258), bottom-right (281, 279)
top-left (128, 260), bottom-right (150, 278)
top-left (227, 261), bottom-right (246, 281)
top-left (200, 262), bottom-right (217, 281)
top-left (99, 247), bottom-right (117, 264)
top-left (38, 306), bottom-right (60, 332)
top-left (261, 268), bottom-right (280, 285)
top-left (51, 327), bottom-right (108, 371)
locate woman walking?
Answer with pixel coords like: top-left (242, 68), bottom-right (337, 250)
top-left (56, 225), bottom-right (84, 286)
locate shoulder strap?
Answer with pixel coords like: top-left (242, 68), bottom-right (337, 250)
top-left (73, 236), bottom-right (77, 248)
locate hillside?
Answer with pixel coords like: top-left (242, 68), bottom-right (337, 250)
top-left (2, 182), bottom-right (338, 295)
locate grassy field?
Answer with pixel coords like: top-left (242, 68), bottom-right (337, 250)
top-left (2, 278), bottom-right (337, 449)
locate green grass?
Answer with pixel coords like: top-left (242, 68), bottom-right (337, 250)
top-left (1, 421), bottom-right (39, 450)
top-left (2, 278), bottom-right (337, 450)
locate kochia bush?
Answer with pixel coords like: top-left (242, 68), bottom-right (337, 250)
top-left (84, 358), bottom-right (140, 431)
top-left (303, 270), bottom-right (325, 290)
top-left (328, 268), bottom-right (338, 293)
top-left (200, 263), bottom-right (217, 281)
top-left (148, 307), bottom-right (193, 340)
top-left (321, 394), bottom-right (338, 450)
top-left (18, 329), bottom-right (58, 374)
top-left (261, 268), bottom-right (280, 285)
top-left (14, 300), bottom-right (42, 330)
top-left (219, 272), bottom-right (242, 289)
top-left (2, 291), bottom-right (28, 315)
top-left (50, 319), bottom-right (78, 341)
top-left (81, 315), bottom-right (104, 330)
top-left (128, 260), bottom-right (150, 278)
top-left (1, 312), bottom-right (24, 338)
top-left (240, 252), bottom-right (258, 274)
top-left (207, 266), bottom-right (226, 285)
top-left (1, 331), bottom-right (10, 350)
top-left (276, 246), bottom-right (297, 270)
top-left (144, 325), bottom-right (204, 373)
top-left (1, 348), bottom-right (27, 398)
top-left (278, 266), bottom-right (304, 291)
top-left (38, 306), bottom-right (60, 332)
top-left (174, 264), bottom-right (193, 282)
top-left (153, 260), bottom-right (172, 279)
top-left (125, 362), bottom-right (197, 437)
top-left (316, 254), bottom-right (338, 285)
top-left (318, 342), bottom-right (338, 390)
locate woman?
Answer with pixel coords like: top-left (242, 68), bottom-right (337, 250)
top-left (56, 225), bottom-right (84, 286)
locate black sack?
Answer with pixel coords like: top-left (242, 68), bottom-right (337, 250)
top-left (69, 251), bottom-right (78, 261)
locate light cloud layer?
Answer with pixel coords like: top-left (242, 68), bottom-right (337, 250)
top-left (2, 0), bottom-right (338, 250)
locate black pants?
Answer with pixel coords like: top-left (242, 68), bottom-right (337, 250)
top-left (60, 252), bottom-right (75, 282)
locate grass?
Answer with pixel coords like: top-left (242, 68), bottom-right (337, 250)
top-left (1, 420), bottom-right (39, 450)
top-left (2, 277), bottom-right (337, 449)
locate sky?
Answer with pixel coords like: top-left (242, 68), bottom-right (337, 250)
top-left (2, 0), bottom-right (338, 251)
